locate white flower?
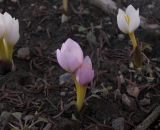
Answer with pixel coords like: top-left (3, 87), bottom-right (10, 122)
top-left (3, 12), bottom-right (20, 45)
top-left (0, 14), bottom-right (5, 38)
top-left (117, 5), bottom-right (140, 34)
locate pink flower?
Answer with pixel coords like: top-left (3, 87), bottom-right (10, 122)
top-left (56, 38), bottom-right (84, 72)
top-left (76, 56), bottom-right (94, 86)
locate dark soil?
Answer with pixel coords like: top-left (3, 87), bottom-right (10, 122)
top-left (0, 0), bottom-right (160, 130)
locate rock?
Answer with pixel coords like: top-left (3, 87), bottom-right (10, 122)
top-left (112, 117), bottom-right (125, 130)
top-left (118, 34), bottom-right (125, 40)
top-left (37, 26), bottom-right (43, 32)
top-left (17, 47), bottom-right (30, 60)
top-left (39, 5), bottom-right (46, 11)
top-left (60, 92), bottom-right (66, 97)
top-left (147, 4), bottom-right (154, 9)
top-left (61, 14), bottom-right (69, 23)
top-left (139, 98), bottom-right (150, 106)
top-left (59, 73), bottom-right (73, 86)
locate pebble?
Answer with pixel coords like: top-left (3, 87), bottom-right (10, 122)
top-left (147, 4), bottom-right (154, 9)
top-left (17, 47), bottom-right (30, 60)
top-left (118, 34), bottom-right (125, 40)
top-left (139, 98), bottom-right (150, 106)
top-left (39, 5), bottom-right (46, 11)
top-left (112, 117), bottom-right (125, 130)
top-left (60, 92), bottom-right (66, 97)
top-left (59, 73), bottom-right (73, 86)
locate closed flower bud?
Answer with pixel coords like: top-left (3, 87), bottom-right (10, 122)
top-left (56, 38), bottom-right (83, 72)
top-left (76, 56), bottom-right (94, 86)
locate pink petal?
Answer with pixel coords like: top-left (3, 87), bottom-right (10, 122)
top-left (56, 49), bottom-right (69, 71)
top-left (76, 56), bottom-right (94, 86)
top-left (76, 66), bottom-right (94, 86)
top-left (57, 38), bottom-right (84, 72)
top-left (83, 56), bottom-right (92, 68)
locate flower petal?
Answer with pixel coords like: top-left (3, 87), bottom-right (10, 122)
top-left (83, 56), bottom-right (92, 68)
top-left (129, 9), bottom-right (140, 33)
top-left (6, 19), bottom-right (20, 44)
top-left (3, 12), bottom-right (20, 44)
top-left (56, 49), bottom-right (68, 71)
top-left (117, 9), bottom-right (129, 34)
top-left (76, 66), bottom-right (94, 86)
top-left (0, 14), bottom-right (5, 38)
top-left (56, 38), bottom-right (84, 72)
top-left (76, 56), bottom-right (94, 86)
top-left (126, 5), bottom-right (137, 16)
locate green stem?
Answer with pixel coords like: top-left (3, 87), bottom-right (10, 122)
top-left (0, 38), bottom-right (13, 62)
top-left (63, 0), bottom-right (68, 14)
top-left (129, 32), bottom-right (137, 50)
top-left (129, 32), bottom-right (142, 68)
top-left (72, 75), bottom-right (87, 111)
top-left (133, 46), bottom-right (142, 68)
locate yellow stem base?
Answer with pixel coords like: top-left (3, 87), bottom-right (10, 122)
top-left (129, 32), bottom-right (142, 68)
top-left (133, 46), bottom-right (142, 68)
top-left (129, 32), bottom-right (137, 51)
top-left (63, 0), bottom-right (68, 14)
top-left (0, 38), bottom-right (13, 62)
top-left (72, 75), bottom-right (87, 111)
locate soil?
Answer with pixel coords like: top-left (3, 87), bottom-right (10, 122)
top-left (0, 0), bottom-right (160, 130)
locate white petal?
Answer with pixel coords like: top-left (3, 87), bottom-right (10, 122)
top-left (117, 9), bottom-right (129, 34)
top-left (0, 14), bottom-right (5, 38)
top-left (2, 12), bottom-right (20, 44)
top-left (6, 19), bottom-right (20, 44)
top-left (126, 5), bottom-right (137, 16)
top-left (3, 12), bottom-right (13, 33)
top-left (129, 9), bottom-right (140, 32)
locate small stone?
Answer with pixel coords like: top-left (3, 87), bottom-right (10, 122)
top-left (147, 4), bottom-right (154, 9)
top-left (139, 98), bottom-right (150, 106)
top-left (52, 5), bottom-right (57, 10)
top-left (112, 117), bottom-right (125, 130)
top-left (37, 26), bottom-right (43, 32)
top-left (39, 5), bottom-right (46, 11)
top-left (17, 47), bottom-right (30, 60)
top-left (59, 73), bottom-right (73, 86)
top-left (60, 92), bottom-right (66, 97)
top-left (31, 3), bottom-right (35, 7)
top-left (118, 34), bottom-right (125, 40)
top-left (61, 14), bottom-right (69, 23)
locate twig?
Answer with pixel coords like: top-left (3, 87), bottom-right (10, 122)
top-left (135, 105), bottom-right (160, 130)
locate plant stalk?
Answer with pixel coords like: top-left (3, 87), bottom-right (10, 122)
top-left (72, 75), bottom-right (87, 111)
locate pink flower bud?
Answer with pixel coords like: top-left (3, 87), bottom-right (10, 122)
top-left (76, 56), bottom-right (94, 86)
top-left (56, 38), bottom-right (83, 72)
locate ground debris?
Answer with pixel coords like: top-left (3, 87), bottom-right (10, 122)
top-left (112, 117), bottom-right (125, 130)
